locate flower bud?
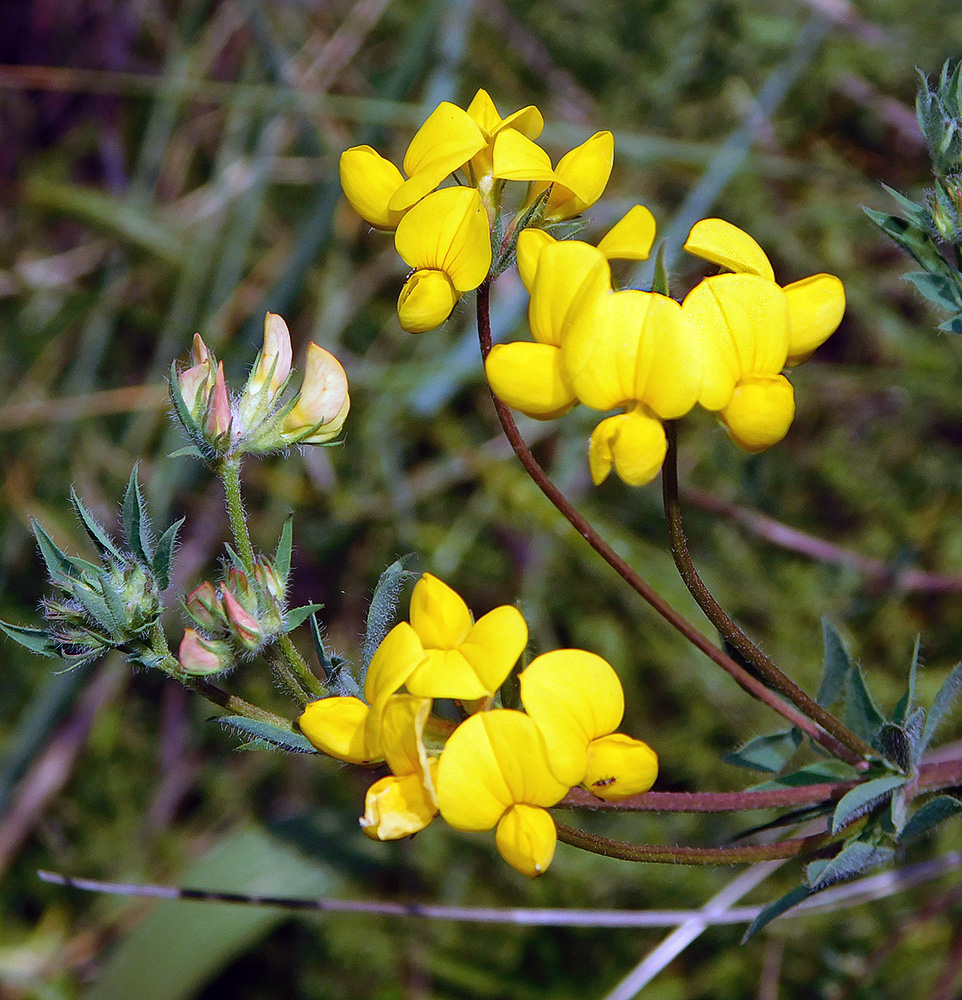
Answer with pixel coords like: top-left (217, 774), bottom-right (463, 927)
top-left (220, 587), bottom-right (266, 650)
top-left (204, 361), bottom-right (233, 443)
top-left (184, 581), bottom-right (224, 631)
top-left (281, 344), bottom-right (350, 445)
top-left (397, 269), bottom-right (459, 333)
top-left (239, 314), bottom-right (294, 428)
top-left (178, 628), bottom-right (233, 676)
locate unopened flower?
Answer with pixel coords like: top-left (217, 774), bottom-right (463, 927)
top-left (178, 628), bottom-right (233, 676)
top-left (280, 344), bottom-right (350, 445)
top-left (184, 581), bottom-right (224, 631)
top-left (239, 313), bottom-right (293, 427)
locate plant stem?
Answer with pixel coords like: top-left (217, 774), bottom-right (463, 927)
top-left (278, 633), bottom-right (325, 699)
top-left (661, 420), bottom-right (876, 761)
top-left (475, 283), bottom-right (862, 765)
top-left (555, 821), bottom-right (830, 865)
top-left (219, 456), bottom-right (256, 573)
top-left (185, 675), bottom-right (294, 727)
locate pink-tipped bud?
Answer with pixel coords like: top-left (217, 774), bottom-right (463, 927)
top-left (184, 581), bottom-right (223, 630)
top-left (248, 313), bottom-right (293, 400)
top-left (281, 344), bottom-right (350, 445)
top-left (221, 587), bottom-right (264, 649)
top-left (190, 333), bottom-right (214, 368)
top-left (253, 561), bottom-right (286, 603)
top-left (204, 361), bottom-right (233, 441)
top-left (178, 629), bottom-right (233, 675)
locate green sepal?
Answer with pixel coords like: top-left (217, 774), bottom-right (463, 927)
top-left (741, 885), bottom-right (813, 943)
top-left (152, 517), bottom-right (184, 592)
top-left (284, 604), bottom-right (325, 632)
top-left (69, 488), bottom-right (123, 561)
top-left (274, 516), bottom-right (294, 582)
top-left (831, 775), bottom-right (908, 834)
top-left (360, 555), bottom-right (417, 672)
top-left (807, 837), bottom-right (894, 891)
top-left (310, 613), bottom-right (359, 697)
top-left (213, 715), bottom-right (318, 754)
top-left (69, 584), bottom-right (118, 637)
top-left (100, 573), bottom-right (130, 635)
top-left (31, 519), bottom-right (79, 588)
top-left (168, 359), bottom-right (201, 438)
top-left (921, 660), bottom-right (962, 753)
top-left (901, 795), bottom-right (962, 841)
top-left (873, 707), bottom-right (924, 774)
top-left (122, 466), bottom-right (153, 566)
top-left (724, 728), bottom-right (802, 773)
top-left (0, 620), bottom-right (59, 656)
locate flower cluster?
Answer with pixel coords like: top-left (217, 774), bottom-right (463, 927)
top-left (297, 573), bottom-right (657, 876)
top-left (486, 216), bottom-right (845, 486)
top-left (173, 313), bottom-right (350, 458)
top-left (339, 90), bottom-right (614, 333)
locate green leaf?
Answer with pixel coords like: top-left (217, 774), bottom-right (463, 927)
top-left (123, 465), bottom-right (153, 566)
top-left (0, 620), bottom-right (58, 656)
top-left (863, 208), bottom-right (947, 273)
top-left (168, 446), bottom-right (205, 460)
top-left (892, 637), bottom-right (921, 724)
top-left (70, 488), bottom-right (123, 561)
top-left (750, 760), bottom-right (855, 791)
top-left (874, 708), bottom-right (924, 773)
top-left (31, 519), bottom-right (79, 588)
top-left (831, 775), bottom-right (908, 834)
top-left (937, 313), bottom-right (962, 333)
top-left (741, 885), bottom-right (812, 942)
top-left (724, 728), bottom-right (802, 773)
top-left (152, 518), bottom-right (184, 592)
top-left (274, 516), bottom-right (293, 582)
top-left (844, 665), bottom-right (884, 744)
top-left (69, 584), bottom-right (118, 637)
top-left (213, 716), bottom-right (317, 754)
top-left (879, 183), bottom-right (933, 230)
top-left (921, 661), bottom-right (962, 752)
top-left (807, 839), bottom-right (894, 891)
top-left (903, 270), bottom-right (962, 313)
top-left (817, 621), bottom-right (851, 710)
top-left (360, 555), bottom-right (417, 671)
top-left (284, 603), bottom-right (325, 632)
top-left (901, 795), bottom-right (962, 841)
top-left (651, 242), bottom-right (669, 296)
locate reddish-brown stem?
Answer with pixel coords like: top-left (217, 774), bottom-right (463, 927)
top-left (475, 282), bottom-right (862, 765)
top-left (661, 421), bottom-right (876, 761)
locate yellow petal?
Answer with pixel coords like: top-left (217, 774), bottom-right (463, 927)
top-left (247, 312), bottom-right (293, 398)
top-left (520, 649), bottom-right (625, 786)
top-left (338, 145), bottom-right (406, 230)
top-left (298, 696), bottom-right (381, 764)
top-left (516, 228), bottom-right (556, 291)
top-left (683, 218), bottom-right (775, 280)
top-left (360, 766), bottom-right (439, 841)
top-left (459, 604), bottom-right (528, 695)
top-left (495, 804), bottom-right (557, 876)
top-left (484, 342), bottom-right (577, 419)
top-left (543, 131), bottom-right (614, 220)
top-left (584, 733), bottom-right (658, 801)
top-left (526, 240), bottom-right (611, 347)
top-left (406, 648), bottom-right (488, 700)
top-left (364, 621), bottom-right (427, 717)
top-left (719, 374), bottom-right (795, 452)
top-left (394, 187), bottom-right (492, 291)
top-left (496, 105), bottom-right (544, 141)
top-left (379, 693), bottom-right (434, 782)
top-left (436, 710), bottom-right (567, 830)
top-left (397, 269), bottom-right (459, 333)
top-left (281, 343), bottom-right (350, 443)
top-left (492, 130), bottom-right (556, 183)
top-left (596, 205), bottom-right (657, 261)
top-left (409, 573), bottom-right (473, 648)
top-left (588, 408), bottom-right (668, 487)
top-left (784, 273), bottom-right (845, 365)
top-left (466, 89), bottom-right (502, 134)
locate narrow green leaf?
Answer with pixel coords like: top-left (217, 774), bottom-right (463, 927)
top-left (937, 313), bottom-right (962, 334)
top-left (152, 518), bottom-right (184, 592)
top-left (741, 885), bottom-right (812, 943)
top-left (817, 621), bottom-right (851, 710)
top-left (750, 760), bottom-right (856, 791)
top-left (808, 839), bottom-right (894, 891)
top-left (831, 775), bottom-right (908, 834)
top-left (724, 728), bottom-right (802, 773)
top-left (70, 489), bottom-right (123, 561)
top-left (844, 665), bottom-right (884, 743)
top-left (892, 637), bottom-right (921, 724)
top-left (168, 446), bottom-right (205, 460)
top-left (284, 603), bottom-right (325, 632)
top-left (863, 208), bottom-right (947, 272)
top-left (123, 466), bottom-right (153, 565)
top-left (361, 555), bottom-right (417, 671)
top-left (274, 516), bottom-right (293, 581)
top-left (651, 242), bottom-right (669, 296)
top-left (69, 585), bottom-right (117, 637)
top-left (100, 573), bottom-right (130, 634)
top-left (879, 183), bottom-right (933, 229)
top-left (0, 620), bottom-right (58, 656)
top-left (31, 520), bottom-right (79, 587)
top-left (213, 716), bottom-right (317, 754)
top-left (901, 795), bottom-right (962, 841)
top-left (904, 271), bottom-right (962, 313)
top-left (921, 661), bottom-right (962, 752)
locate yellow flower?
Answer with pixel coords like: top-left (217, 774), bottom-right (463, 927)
top-left (436, 709), bottom-right (568, 876)
top-left (519, 650), bottom-right (658, 801)
top-left (280, 343), bottom-right (351, 445)
top-left (361, 694), bottom-right (439, 841)
top-left (338, 145), bottom-right (407, 231)
top-left (402, 573), bottom-right (528, 701)
top-left (394, 187), bottom-right (493, 333)
top-left (465, 88), bottom-right (544, 180)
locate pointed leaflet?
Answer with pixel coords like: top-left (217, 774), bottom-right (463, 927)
top-left (725, 729), bottom-right (802, 773)
top-left (862, 208), bottom-right (949, 274)
top-left (284, 604), bottom-right (325, 632)
top-left (360, 555), bottom-right (417, 671)
top-left (152, 517), bottom-right (184, 592)
top-left (921, 661), bottom-right (962, 753)
top-left (31, 520), bottom-right (80, 588)
top-left (168, 359), bottom-right (201, 439)
top-left (831, 775), bottom-right (908, 834)
top-left (892, 637), bottom-right (920, 724)
top-left (122, 466), bottom-right (153, 566)
top-left (903, 271), bottom-right (962, 314)
top-left (310, 612), bottom-right (358, 697)
top-left (938, 313), bottom-right (962, 334)
top-left (70, 488), bottom-right (123, 561)
top-left (817, 621), bottom-right (851, 710)
top-left (879, 182), bottom-right (935, 230)
top-left (213, 716), bottom-right (317, 753)
top-left (0, 620), bottom-right (58, 656)
top-left (274, 516), bottom-right (293, 582)
top-left (901, 795), bottom-right (962, 841)
top-left (807, 838), bottom-right (894, 892)
top-left (844, 665), bottom-right (884, 745)
top-left (741, 885), bottom-right (813, 942)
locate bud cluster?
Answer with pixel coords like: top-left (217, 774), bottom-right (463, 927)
top-left (172, 313), bottom-right (350, 460)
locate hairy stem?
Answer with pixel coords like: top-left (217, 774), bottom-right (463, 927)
top-left (661, 420), bottom-right (876, 761)
top-left (219, 456), bottom-right (256, 573)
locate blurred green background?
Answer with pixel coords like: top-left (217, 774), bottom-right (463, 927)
top-left (3, 0), bottom-right (962, 996)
